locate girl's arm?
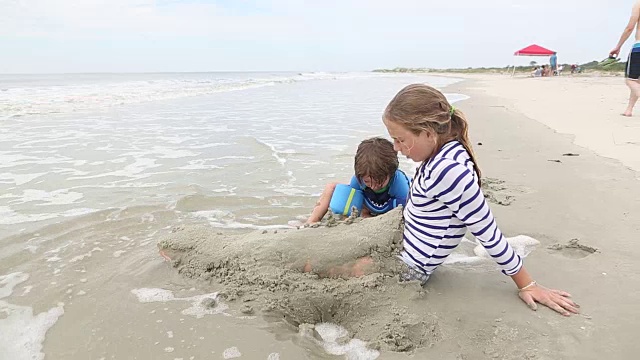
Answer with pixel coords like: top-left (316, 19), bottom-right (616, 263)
top-left (430, 160), bottom-right (579, 315)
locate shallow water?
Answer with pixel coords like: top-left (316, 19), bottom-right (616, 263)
top-left (0, 72), bottom-right (466, 359)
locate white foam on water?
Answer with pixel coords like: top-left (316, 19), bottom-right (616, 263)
top-left (210, 125), bottom-right (234, 133)
top-left (21, 286), bottom-right (33, 296)
top-left (448, 93), bottom-right (471, 104)
top-left (212, 186), bottom-right (237, 194)
top-left (0, 206), bottom-right (57, 225)
top-left (0, 206), bottom-right (98, 225)
top-left (443, 235), bottom-right (540, 265)
top-left (0, 272), bottom-right (65, 360)
top-left (176, 159), bottom-right (225, 170)
top-left (69, 247), bottom-right (103, 263)
top-left (130, 288), bottom-right (228, 318)
top-left (473, 235), bottom-right (540, 259)
top-left (272, 187), bottom-right (308, 196)
top-left (51, 167), bottom-right (90, 176)
top-left (246, 214), bottom-right (279, 221)
top-left (67, 157), bottom-right (160, 180)
top-left (0, 272), bottom-right (28, 298)
top-left (113, 250), bottom-right (126, 258)
top-left (10, 189), bottom-right (84, 206)
top-left (0, 172), bottom-right (47, 186)
top-left (442, 252), bottom-right (486, 265)
top-left (190, 210), bottom-right (292, 230)
top-left (0, 153), bottom-right (38, 167)
top-left (303, 323), bottom-right (380, 360)
top-left (189, 143), bottom-right (233, 149)
top-left (222, 347), bottom-right (242, 359)
top-left (151, 146), bottom-right (200, 159)
top-left (131, 288), bottom-right (175, 302)
top-left (267, 353), bottom-right (280, 360)
top-left (254, 138), bottom-right (287, 166)
top-left (214, 156), bottom-right (255, 160)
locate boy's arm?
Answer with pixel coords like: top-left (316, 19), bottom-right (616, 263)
top-left (389, 170), bottom-right (411, 208)
top-left (611, 1), bottom-right (640, 57)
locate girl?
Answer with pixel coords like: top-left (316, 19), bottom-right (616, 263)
top-left (383, 84), bottom-right (579, 316)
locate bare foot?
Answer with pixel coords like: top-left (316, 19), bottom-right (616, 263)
top-left (622, 112), bottom-right (633, 117)
top-left (159, 249), bottom-right (172, 262)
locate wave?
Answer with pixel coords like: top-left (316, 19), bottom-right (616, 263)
top-left (0, 72), bottom-right (387, 118)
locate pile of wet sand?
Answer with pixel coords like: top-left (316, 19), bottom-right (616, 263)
top-left (158, 209), bottom-right (443, 352)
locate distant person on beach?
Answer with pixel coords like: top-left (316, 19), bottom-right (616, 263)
top-left (305, 137), bottom-right (410, 224)
top-left (610, 0), bottom-right (640, 116)
top-left (541, 65), bottom-right (551, 77)
top-left (379, 84), bottom-right (579, 316)
top-left (531, 66), bottom-right (542, 77)
top-left (550, 52), bottom-right (558, 75)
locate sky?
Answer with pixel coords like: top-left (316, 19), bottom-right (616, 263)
top-left (0, 0), bottom-right (635, 73)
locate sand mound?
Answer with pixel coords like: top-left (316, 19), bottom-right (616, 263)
top-left (158, 209), bottom-right (443, 352)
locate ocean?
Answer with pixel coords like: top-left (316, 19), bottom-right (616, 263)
top-left (0, 71), bottom-right (466, 359)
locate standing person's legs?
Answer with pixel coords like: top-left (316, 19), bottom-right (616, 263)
top-left (624, 79), bottom-right (640, 116)
top-left (624, 47), bottom-right (640, 116)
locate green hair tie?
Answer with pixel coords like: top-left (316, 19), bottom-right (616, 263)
top-left (450, 105), bottom-right (456, 116)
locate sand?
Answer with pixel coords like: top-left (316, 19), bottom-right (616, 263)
top-left (157, 73), bottom-right (640, 359)
top-left (442, 73), bottom-right (640, 173)
top-left (158, 209), bottom-right (446, 352)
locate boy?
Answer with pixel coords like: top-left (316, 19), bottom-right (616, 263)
top-left (306, 137), bottom-right (410, 224)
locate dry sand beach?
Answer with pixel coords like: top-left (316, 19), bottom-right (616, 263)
top-left (158, 74), bottom-right (640, 359)
top-left (2, 73), bottom-right (640, 360)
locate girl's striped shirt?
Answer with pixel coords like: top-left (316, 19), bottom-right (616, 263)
top-left (401, 140), bottom-right (523, 276)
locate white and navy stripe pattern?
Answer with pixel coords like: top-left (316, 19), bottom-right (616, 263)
top-left (401, 141), bottom-right (523, 276)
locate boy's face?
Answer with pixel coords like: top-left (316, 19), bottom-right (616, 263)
top-left (361, 176), bottom-right (390, 191)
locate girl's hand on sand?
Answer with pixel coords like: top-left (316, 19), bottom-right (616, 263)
top-left (518, 284), bottom-right (580, 316)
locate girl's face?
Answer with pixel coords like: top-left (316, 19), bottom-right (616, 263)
top-left (383, 118), bottom-right (436, 162)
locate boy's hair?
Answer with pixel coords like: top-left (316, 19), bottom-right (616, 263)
top-left (383, 84), bottom-right (482, 185)
top-left (354, 137), bottom-right (399, 185)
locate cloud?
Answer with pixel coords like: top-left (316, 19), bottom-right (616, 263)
top-left (0, 0), bottom-right (569, 39)
top-left (0, 0), bottom-right (635, 72)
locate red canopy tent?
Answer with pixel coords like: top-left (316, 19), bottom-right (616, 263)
top-left (511, 44), bottom-right (556, 76)
top-left (514, 44), bottom-right (556, 56)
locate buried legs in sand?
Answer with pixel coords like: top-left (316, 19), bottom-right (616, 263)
top-left (302, 255), bottom-right (430, 286)
top-left (623, 78), bottom-right (640, 116)
top-left (303, 256), bottom-right (375, 278)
